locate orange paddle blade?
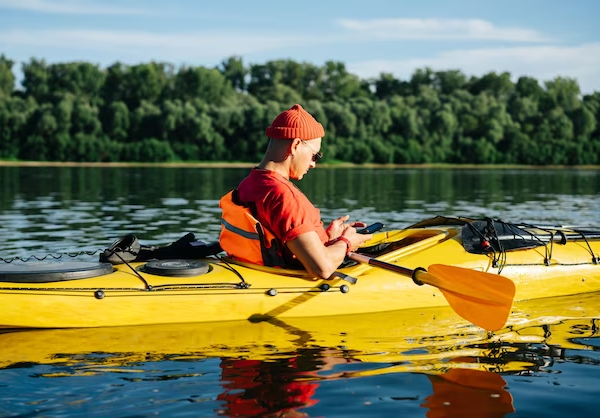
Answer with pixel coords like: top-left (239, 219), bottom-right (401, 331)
top-left (347, 252), bottom-right (516, 331)
top-left (420, 265), bottom-right (516, 331)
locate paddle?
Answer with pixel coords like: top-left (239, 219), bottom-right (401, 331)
top-left (347, 252), bottom-right (515, 331)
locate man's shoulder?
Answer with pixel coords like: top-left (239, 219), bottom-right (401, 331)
top-left (242, 170), bottom-right (298, 196)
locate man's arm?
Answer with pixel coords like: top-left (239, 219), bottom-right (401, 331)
top-left (287, 228), bottom-right (372, 280)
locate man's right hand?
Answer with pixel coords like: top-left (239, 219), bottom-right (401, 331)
top-left (341, 226), bottom-right (372, 252)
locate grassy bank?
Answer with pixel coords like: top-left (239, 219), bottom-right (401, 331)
top-left (2, 160), bottom-right (600, 170)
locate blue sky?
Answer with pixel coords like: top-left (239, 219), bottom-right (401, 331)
top-left (1, 0), bottom-right (599, 93)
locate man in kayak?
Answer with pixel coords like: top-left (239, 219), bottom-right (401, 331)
top-left (219, 104), bottom-right (372, 280)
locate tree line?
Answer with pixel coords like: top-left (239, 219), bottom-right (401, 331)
top-left (1, 54), bottom-right (599, 165)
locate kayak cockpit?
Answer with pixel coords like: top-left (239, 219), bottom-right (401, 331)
top-left (222, 227), bottom-right (454, 279)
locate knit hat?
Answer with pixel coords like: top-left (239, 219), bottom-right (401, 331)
top-left (265, 104), bottom-right (325, 141)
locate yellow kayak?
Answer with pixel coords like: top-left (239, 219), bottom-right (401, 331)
top-left (1, 216), bottom-right (600, 329)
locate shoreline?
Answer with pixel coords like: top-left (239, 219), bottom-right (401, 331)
top-left (1, 160), bottom-right (600, 170)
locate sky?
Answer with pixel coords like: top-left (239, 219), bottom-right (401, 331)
top-left (1, 0), bottom-right (599, 94)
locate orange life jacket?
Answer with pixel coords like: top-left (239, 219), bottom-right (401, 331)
top-left (219, 190), bottom-right (286, 267)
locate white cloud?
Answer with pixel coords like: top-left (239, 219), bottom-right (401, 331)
top-left (0, 0), bottom-right (150, 15)
top-left (0, 29), bottom-right (309, 60)
top-left (346, 43), bottom-right (600, 94)
top-left (2, 22), bottom-right (596, 94)
top-left (337, 18), bottom-right (551, 42)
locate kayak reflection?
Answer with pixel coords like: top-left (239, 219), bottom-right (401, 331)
top-left (1, 292), bottom-right (599, 416)
top-left (216, 353), bottom-right (517, 418)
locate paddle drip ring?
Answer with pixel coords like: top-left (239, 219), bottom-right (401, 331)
top-left (412, 267), bottom-right (427, 286)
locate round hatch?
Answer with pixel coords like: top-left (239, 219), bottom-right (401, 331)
top-left (140, 259), bottom-right (209, 277)
top-left (0, 261), bottom-right (114, 283)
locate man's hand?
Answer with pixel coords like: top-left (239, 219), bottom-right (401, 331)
top-left (326, 215), bottom-right (367, 240)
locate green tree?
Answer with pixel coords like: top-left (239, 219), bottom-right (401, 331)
top-left (173, 66), bottom-right (234, 104)
top-left (2, 56), bottom-right (600, 166)
top-left (102, 62), bottom-right (173, 109)
top-left (219, 56), bottom-right (248, 92)
top-left (71, 100), bottom-right (101, 137)
top-left (138, 138), bottom-right (176, 162)
top-left (370, 136), bottom-right (394, 164)
top-left (374, 73), bottom-right (408, 100)
top-left (515, 76), bottom-right (544, 99)
top-left (102, 101), bottom-right (130, 142)
top-left (0, 96), bottom-right (36, 159)
top-left (48, 97), bottom-right (74, 160)
top-left (130, 101), bottom-right (162, 143)
top-left (432, 70), bottom-right (468, 95)
top-left (47, 62), bottom-right (105, 104)
top-left (322, 102), bottom-right (357, 138)
top-left (543, 77), bottom-right (581, 113)
top-left (320, 61), bottom-right (366, 101)
top-left (468, 72), bottom-right (514, 98)
top-left (0, 54), bottom-right (15, 95)
top-left (409, 68), bottom-right (434, 95)
top-left (22, 58), bottom-right (50, 102)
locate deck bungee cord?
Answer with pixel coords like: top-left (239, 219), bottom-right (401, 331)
top-left (464, 218), bottom-right (600, 273)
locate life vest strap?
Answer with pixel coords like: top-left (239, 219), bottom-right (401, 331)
top-left (221, 218), bottom-right (260, 240)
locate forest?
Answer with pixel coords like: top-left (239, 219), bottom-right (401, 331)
top-left (0, 54), bottom-right (599, 165)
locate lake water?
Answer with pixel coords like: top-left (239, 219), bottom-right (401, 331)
top-left (1, 165), bottom-right (600, 417)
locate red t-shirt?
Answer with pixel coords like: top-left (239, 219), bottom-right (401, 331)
top-left (237, 169), bottom-right (329, 245)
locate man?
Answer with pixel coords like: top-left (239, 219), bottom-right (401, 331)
top-left (219, 104), bottom-right (372, 280)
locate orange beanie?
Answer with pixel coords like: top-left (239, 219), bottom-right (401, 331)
top-left (265, 104), bottom-right (325, 140)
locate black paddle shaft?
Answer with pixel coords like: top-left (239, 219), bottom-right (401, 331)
top-left (348, 252), bottom-right (422, 283)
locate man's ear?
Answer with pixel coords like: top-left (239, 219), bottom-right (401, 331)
top-left (289, 138), bottom-right (302, 156)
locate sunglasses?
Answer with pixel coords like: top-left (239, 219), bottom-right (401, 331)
top-left (301, 140), bottom-right (323, 163)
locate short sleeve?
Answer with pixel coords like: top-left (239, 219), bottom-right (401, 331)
top-left (266, 191), bottom-right (322, 243)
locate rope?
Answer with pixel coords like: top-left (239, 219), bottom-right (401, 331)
top-left (108, 249), bottom-right (150, 289)
top-left (486, 218), bottom-right (507, 273)
top-left (573, 228), bottom-right (600, 264)
top-left (0, 284), bottom-right (328, 293)
top-left (500, 261), bottom-right (599, 267)
top-left (213, 255), bottom-right (250, 288)
top-left (1, 250), bottom-right (101, 263)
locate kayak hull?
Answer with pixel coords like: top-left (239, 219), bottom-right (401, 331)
top-left (2, 221), bottom-right (600, 328)
top-left (2, 291), bottom-right (599, 372)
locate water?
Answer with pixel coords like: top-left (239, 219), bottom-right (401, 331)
top-left (1, 165), bottom-right (600, 417)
